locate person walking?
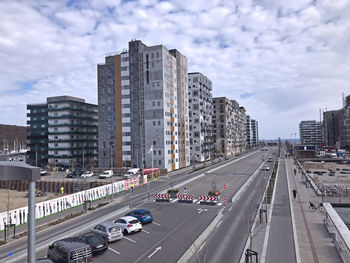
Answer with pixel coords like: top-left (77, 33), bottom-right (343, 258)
top-left (292, 189), bottom-right (297, 200)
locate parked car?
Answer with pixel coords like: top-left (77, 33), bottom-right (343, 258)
top-left (123, 168), bottom-right (142, 178)
top-left (262, 164), bottom-right (270, 171)
top-left (267, 157), bottom-right (272, 162)
top-left (40, 169), bottom-right (48, 176)
top-left (47, 237), bottom-right (93, 263)
top-left (81, 171), bottom-right (94, 178)
top-left (99, 170), bottom-right (113, 179)
top-left (113, 216), bottom-right (142, 234)
top-left (125, 209), bottom-right (153, 224)
top-left (91, 222), bottom-right (123, 242)
top-left (78, 232), bottom-right (108, 255)
top-left (66, 173), bottom-right (79, 178)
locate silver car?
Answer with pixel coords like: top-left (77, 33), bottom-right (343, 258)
top-left (91, 222), bottom-right (123, 242)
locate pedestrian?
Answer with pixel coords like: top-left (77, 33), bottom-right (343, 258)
top-left (292, 189), bottom-right (297, 200)
top-left (294, 169), bottom-right (297, 176)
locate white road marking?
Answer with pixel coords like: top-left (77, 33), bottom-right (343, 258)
top-left (216, 220), bottom-right (222, 228)
top-left (152, 221), bottom-right (161, 226)
top-left (148, 246), bottom-right (161, 259)
top-left (142, 229), bottom-right (150, 234)
top-left (124, 236), bottom-right (136, 243)
top-left (229, 207), bottom-right (233, 212)
top-left (171, 198), bottom-right (178, 203)
top-left (108, 247), bottom-right (120, 255)
top-left (199, 242), bottom-right (206, 251)
top-left (193, 199), bottom-right (197, 202)
top-left (218, 203), bottom-right (222, 206)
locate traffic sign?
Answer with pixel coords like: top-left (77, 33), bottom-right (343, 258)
top-left (184, 187), bottom-right (187, 194)
top-left (224, 185), bottom-right (227, 189)
top-left (216, 190), bottom-right (220, 196)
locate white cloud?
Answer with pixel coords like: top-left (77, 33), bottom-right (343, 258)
top-left (0, 0), bottom-right (349, 140)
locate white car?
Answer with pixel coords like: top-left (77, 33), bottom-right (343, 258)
top-left (113, 216), bottom-right (142, 234)
top-left (262, 165), bottom-right (270, 171)
top-left (81, 171), bottom-right (94, 178)
top-left (123, 168), bottom-right (142, 178)
top-left (99, 170), bottom-right (113, 179)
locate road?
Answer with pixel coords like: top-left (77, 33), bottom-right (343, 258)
top-left (0, 148), bottom-right (276, 263)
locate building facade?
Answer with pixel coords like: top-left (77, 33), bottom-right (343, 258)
top-left (323, 110), bottom-right (340, 147)
top-left (97, 40), bottom-right (190, 172)
top-left (27, 96), bottom-right (98, 168)
top-left (251, 119), bottom-right (259, 147)
top-left (27, 104), bottom-right (48, 167)
top-left (299, 120), bottom-right (323, 146)
top-left (212, 97), bottom-right (247, 156)
top-left (246, 115), bottom-right (251, 148)
top-left (188, 72), bottom-right (214, 163)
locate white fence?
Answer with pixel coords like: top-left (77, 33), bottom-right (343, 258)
top-left (0, 175), bottom-right (148, 230)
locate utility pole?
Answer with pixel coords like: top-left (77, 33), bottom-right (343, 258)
top-left (35, 144), bottom-right (38, 167)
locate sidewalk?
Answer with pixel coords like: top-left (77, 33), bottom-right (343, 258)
top-left (242, 155), bottom-right (341, 263)
top-left (286, 157), bottom-right (341, 263)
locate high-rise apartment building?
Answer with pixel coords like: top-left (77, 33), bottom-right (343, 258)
top-left (188, 72), bottom-right (214, 163)
top-left (251, 119), bottom-right (259, 146)
top-left (212, 97), bottom-right (247, 156)
top-left (27, 96), bottom-right (98, 168)
top-left (299, 120), bottom-right (323, 146)
top-left (323, 110), bottom-right (340, 147)
top-left (97, 40), bottom-right (190, 172)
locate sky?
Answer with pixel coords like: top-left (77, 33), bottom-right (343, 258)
top-left (0, 0), bottom-right (349, 140)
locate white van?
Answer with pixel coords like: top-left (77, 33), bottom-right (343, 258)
top-left (124, 168), bottom-right (142, 178)
top-left (99, 170), bottom-right (113, 179)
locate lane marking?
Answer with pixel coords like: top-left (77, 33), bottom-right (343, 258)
top-left (218, 203), bottom-right (222, 206)
top-left (142, 229), bottom-right (150, 234)
top-left (148, 246), bottom-right (161, 259)
top-left (229, 207), bottom-right (232, 212)
top-left (171, 198), bottom-right (178, 203)
top-left (199, 242), bottom-right (206, 251)
top-left (216, 220), bottom-right (222, 228)
top-left (193, 199), bottom-right (197, 203)
top-left (124, 236), bottom-right (136, 243)
top-left (108, 247), bottom-right (120, 255)
top-left (152, 222), bottom-right (161, 226)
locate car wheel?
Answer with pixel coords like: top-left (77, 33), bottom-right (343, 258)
top-left (123, 229), bottom-right (129, 235)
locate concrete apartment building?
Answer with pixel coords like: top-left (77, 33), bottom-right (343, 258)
top-left (212, 97), bottom-right (246, 156)
top-left (299, 120), bottom-right (323, 146)
top-left (97, 40), bottom-right (190, 171)
top-left (188, 72), bottom-right (214, 163)
top-left (27, 96), bottom-right (98, 168)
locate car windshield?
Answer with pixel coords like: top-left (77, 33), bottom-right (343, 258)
top-left (89, 237), bottom-right (102, 246)
top-left (129, 219), bottom-right (139, 224)
top-left (143, 212), bottom-right (150, 216)
top-left (103, 172), bottom-right (108, 175)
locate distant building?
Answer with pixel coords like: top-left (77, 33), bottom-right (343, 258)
top-left (323, 110), bottom-right (340, 147)
top-left (188, 72), bottom-right (214, 163)
top-left (299, 120), bottom-right (323, 146)
top-left (339, 95), bottom-right (350, 150)
top-left (246, 115), bottom-right (251, 148)
top-left (212, 97), bottom-right (246, 156)
top-left (97, 40), bottom-right (190, 171)
top-left (27, 96), bottom-right (98, 168)
top-left (251, 119), bottom-right (259, 147)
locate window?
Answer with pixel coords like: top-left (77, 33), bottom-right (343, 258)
top-left (158, 121), bottom-right (161, 125)
top-left (158, 160), bottom-right (161, 165)
top-left (152, 101), bottom-right (155, 106)
top-left (153, 121), bottom-right (156, 126)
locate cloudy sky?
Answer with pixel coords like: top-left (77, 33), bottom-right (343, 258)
top-left (0, 0), bottom-right (349, 139)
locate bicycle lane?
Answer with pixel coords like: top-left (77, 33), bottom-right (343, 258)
top-left (265, 158), bottom-right (297, 263)
top-left (286, 158), bottom-right (341, 263)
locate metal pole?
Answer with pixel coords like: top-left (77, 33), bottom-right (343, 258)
top-left (82, 146), bottom-right (84, 171)
top-left (28, 180), bottom-right (36, 263)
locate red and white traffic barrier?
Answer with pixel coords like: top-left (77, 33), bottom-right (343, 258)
top-left (155, 193), bottom-right (170, 199)
top-left (177, 194), bottom-right (194, 200)
top-left (199, 196), bottom-right (217, 201)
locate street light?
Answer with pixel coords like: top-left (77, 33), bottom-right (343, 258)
top-left (0, 161), bottom-right (40, 263)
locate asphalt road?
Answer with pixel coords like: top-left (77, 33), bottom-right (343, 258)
top-left (0, 148), bottom-right (274, 263)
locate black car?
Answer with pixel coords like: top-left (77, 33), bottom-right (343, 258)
top-left (78, 232), bottom-right (108, 255)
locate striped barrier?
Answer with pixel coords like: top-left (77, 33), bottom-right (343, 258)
top-left (177, 194), bottom-right (194, 200)
top-left (199, 196), bottom-right (217, 202)
top-left (155, 193), bottom-right (170, 202)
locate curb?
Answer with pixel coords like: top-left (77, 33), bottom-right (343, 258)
top-left (261, 158), bottom-right (280, 263)
top-left (177, 212), bottom-right (224, 263)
